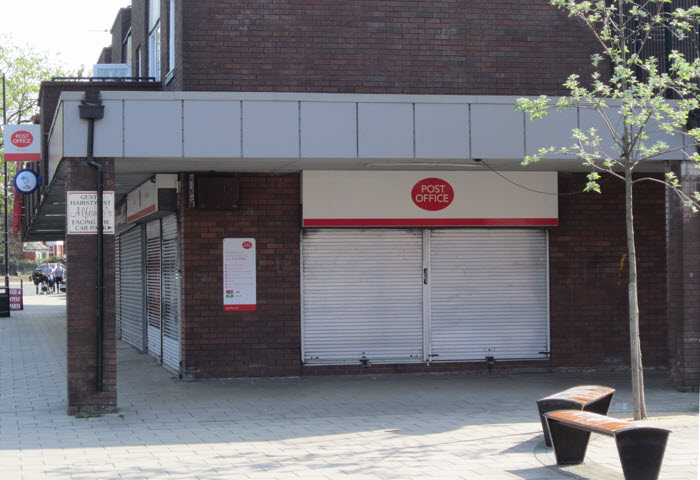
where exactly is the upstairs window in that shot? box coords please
[168,0,175,75]
[148,0,161,81]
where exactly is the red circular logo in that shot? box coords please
[10,130,33,148]
[242,241,253,249]
[411,178,454,211]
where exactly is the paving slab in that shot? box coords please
[0,288,697,479]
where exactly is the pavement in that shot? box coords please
[0,284,697,480]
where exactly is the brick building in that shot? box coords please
[24,1,699,413]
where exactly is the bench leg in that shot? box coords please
[584,393,614,417]
[546,418,591,465]
[616,429,670,480]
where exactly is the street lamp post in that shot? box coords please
[2,72,7,288]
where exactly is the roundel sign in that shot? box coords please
[242,241,253,249]
[411,178,454,211]
[10,130,34,148]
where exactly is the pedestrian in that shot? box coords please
[54,263,64,293]
[42,263,55,294]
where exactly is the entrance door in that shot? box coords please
[301,228,549,365]
[302,229,424,364]
[428,229,549,361]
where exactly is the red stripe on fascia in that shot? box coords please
[303,218,559,227]
[127,204,157,223]
[5,153,40,162]
[224,305,257,312]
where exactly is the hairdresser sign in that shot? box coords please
[67,191,115,235]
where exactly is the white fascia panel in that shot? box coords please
[526,108,578,157]
[184,100,241,158]
[415,103,469,159]
[94,100,124,158]
[358,103,414,159]
[124,100,183,158]
[300,102,357,158]
[471,104,525,159]
[62,100,86,157]
[242,101,299,158]
[578,108,623,160]
[47,103,64,186]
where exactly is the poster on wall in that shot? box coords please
[223,238,256,311]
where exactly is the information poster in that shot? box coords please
[67,191,115,234]
[223,238,256,311]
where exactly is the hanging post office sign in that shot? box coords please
[67,191,115,234]
[223,238,256,312]
[2,125,41,162]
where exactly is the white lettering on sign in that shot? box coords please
[411,178,454,211]
[67,191,115,235]
[10,131,33,147]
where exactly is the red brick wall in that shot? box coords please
[65,157,117,414]
[180,173,301,378]
[180,0,600,95]
[109,8,132,64]
[549,173,668,370]
[131,0,148,77]
[666,162,700,389]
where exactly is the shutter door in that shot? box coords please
[119,226,145,351]
[146,220,162,360]
[115,234,121,340]
[302,229,424,364]
[429,229,548,361]
[161,215,180,373]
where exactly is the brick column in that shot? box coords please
[666,160,700,391]
[65,157,117,414]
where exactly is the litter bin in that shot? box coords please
[0,287,10,317]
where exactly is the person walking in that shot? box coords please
[41,263,55,294]
[54,263,64,293]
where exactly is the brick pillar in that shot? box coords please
[666,160,700,391]
[65,156,117,413]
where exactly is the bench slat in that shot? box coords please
[546,410,670,437]
[538,385,614,406]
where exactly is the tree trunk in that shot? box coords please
[625,165,647,420]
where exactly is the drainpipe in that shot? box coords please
[78,98,105,392]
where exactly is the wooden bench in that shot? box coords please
[545,410,671,480]
[537,385,615,446]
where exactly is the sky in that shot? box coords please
[0,0,132,73]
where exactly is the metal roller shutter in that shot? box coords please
[146,220,162,360]
[302,229,424,364]
[115,235,121,340]
[119,226,146,351]
[429,229,549,361]
[161,215,180,373]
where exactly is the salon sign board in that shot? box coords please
[223,238,256,312]
[2,125,41,162]
[67,191,115,234]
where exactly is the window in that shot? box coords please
[148,0,161,81]
[123,30,132,67]
[168,0,175,74]
[136,46,142,77]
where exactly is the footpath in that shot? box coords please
[0,289,697,479]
